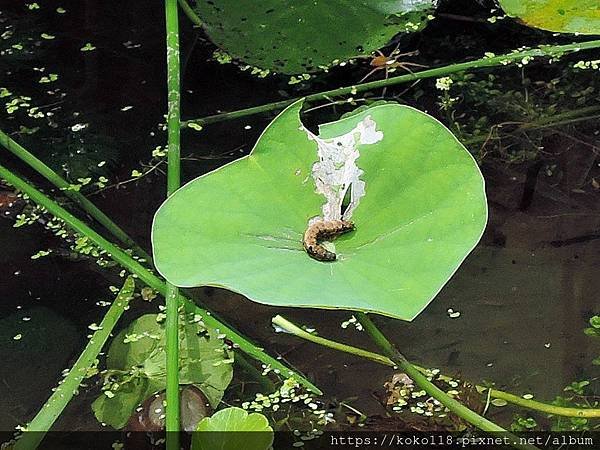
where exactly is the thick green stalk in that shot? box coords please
[14,277,135,450]
[0,164,321,396]
[178,0,202,27]
[165,283,180,445]
[183,39,600,128]
[165,0,181,443]
[0,130,151,262]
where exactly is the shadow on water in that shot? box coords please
[0,0,599,432]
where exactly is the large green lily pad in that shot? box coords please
[192,0,436,74]
[499,0,600,34]
[152,101,487,320]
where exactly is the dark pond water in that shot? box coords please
[0,0,599,436]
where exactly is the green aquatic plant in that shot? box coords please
[0,130,150,261]
[190,0,436,74]
[164,0,183,444]
[0,163,320,439]
[153,100,487,320]
[498,0,600,34]
[584,315,600,366]
[272,315,600,419]
[510,415,538,432]
[192,407,273,450]
[3,1,600,447]
[92,313,233,429]
[13,277,135,450]
[272,315,539,450]
[182,39,600,129]
[436,62,600,163]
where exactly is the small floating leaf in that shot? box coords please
[192,407,273,450]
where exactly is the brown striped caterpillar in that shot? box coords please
[302,219,355,262]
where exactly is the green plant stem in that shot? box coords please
[0,131,290,393]
[165,0,181,444]
[463,105,600,145]
[273,315,516,438]
[0,164,321,396]
[273,315,395,366]
[165,284,180,443]
[273,314,600,419]
[488,389,600,419]
[14,277,135,450]
[183,39,600,128]
[0,130,151,262]
[0,134,319,395]
[355,313,530,440]
[178,0,202,26]
[519,105,600,129]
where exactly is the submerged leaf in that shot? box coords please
[192,0,437,74]
[499,0,600,34]
[92,313,233,429]
[152,100,487,320]
[92,376,163,429]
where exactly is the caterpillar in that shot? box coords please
[302,219,355,262]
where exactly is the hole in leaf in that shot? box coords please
[341,184,352,217]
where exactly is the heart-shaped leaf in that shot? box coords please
[152,100,487,320]
[499,0,600,34]
[192,407,273,450]
[192,0,437,74]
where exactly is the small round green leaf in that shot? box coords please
[152,101,487,321]
[192,407,273,450]
[499,0,600,34]
[193,0,436,74]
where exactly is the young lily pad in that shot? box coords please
[192,407,273,450]
[193,0,437,74]
[499,0,600,34]
[152,100,487,321]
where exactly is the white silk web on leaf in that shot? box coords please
[303,115,383,224]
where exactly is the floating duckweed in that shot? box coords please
[80,42,96,52]
[341,315,363,331]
